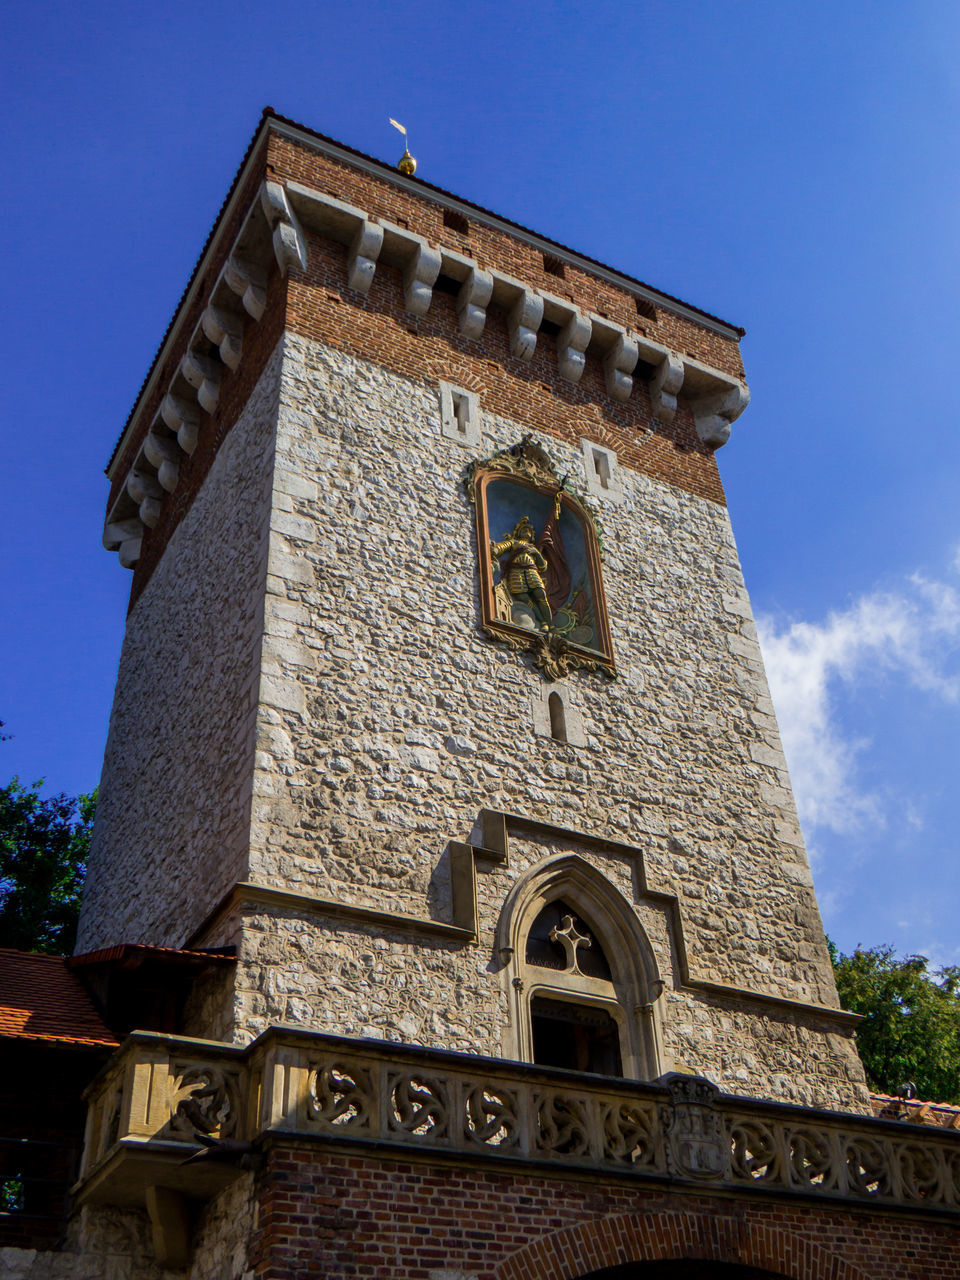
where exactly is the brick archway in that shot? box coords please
[493,1210,871,1280]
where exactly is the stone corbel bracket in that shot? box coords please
[103,182,305,568]
[591,317,639,402]
[284,180,750,440]
[489,271,544,361]
[542,292,592,384]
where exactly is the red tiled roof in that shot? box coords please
[67,942,235,970]
[870,1092,960,1129]
[0,948,119,1048]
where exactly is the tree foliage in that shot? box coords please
[830,941,960,1104]
[0,778,96,954]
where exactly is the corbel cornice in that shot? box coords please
[104,170,749,570]
[102,181,304,569]
[286,179,750,440]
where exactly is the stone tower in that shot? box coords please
[50,111,960,1280]
[80,109,867,1113]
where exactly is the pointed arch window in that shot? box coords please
[497,860,665,1081]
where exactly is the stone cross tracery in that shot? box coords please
[549,913,592,974]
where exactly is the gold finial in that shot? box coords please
[389,118,417,175]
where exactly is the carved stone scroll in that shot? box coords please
[180,349,222,415]
[161,393,203,455]
[260,180,307,275]
[557,310,592,383]
[692,382,751,447]
[507,289,544,361]
[144,433,181,493]
[402,240,442,316]
[201,304,244,371]
[224,256,268,321]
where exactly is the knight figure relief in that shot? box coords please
[466,438,615,681]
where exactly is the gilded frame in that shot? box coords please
[466,440,616,681]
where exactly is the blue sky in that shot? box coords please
[2,1,958,965]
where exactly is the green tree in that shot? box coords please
[830,941,960,1104]
[0,778,96,954]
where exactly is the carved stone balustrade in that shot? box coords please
[77,1030,960,1221]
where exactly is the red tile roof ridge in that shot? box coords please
[67,942,236,968]
[871,1091,960,1110]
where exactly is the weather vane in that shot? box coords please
[389,118,417,176]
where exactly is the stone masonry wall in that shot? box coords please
[77,344,283,952]
[225,331,868,1111]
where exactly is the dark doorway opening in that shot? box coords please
[531,995,622,1076]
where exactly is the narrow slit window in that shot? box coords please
[592,449,611,490]
[453,391,469,435]
[548,692,567,741]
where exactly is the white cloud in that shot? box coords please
[756,566,960,839]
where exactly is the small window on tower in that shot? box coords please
[543,253,566,279]
[635,296,658,321]
[592,449,611,490]
[580,439,623,503]
[548,691,567,742]
[439,381,480,446]
[443,208,469,235]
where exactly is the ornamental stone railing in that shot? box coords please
[78,1028,960,1219]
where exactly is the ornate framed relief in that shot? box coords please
[466,439,615,681]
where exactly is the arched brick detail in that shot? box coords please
[493,1209,871,1280]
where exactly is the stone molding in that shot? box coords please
[495,853,667,1080]
[102,180,305,569]
[78,1028,960,1229]
[187,809,859,1035]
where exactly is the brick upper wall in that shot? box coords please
[118,121,746,603]
[266,132,746,382]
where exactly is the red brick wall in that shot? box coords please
[266,133,745,383]
[249,1143,960,1280]
[271,129,734,509]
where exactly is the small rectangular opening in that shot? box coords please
[443,208,469,235]
[433,272,461,297]
[452,391,469,435]
[543,254,566,279]
[592,449,611,490]
[635,297,658,321]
